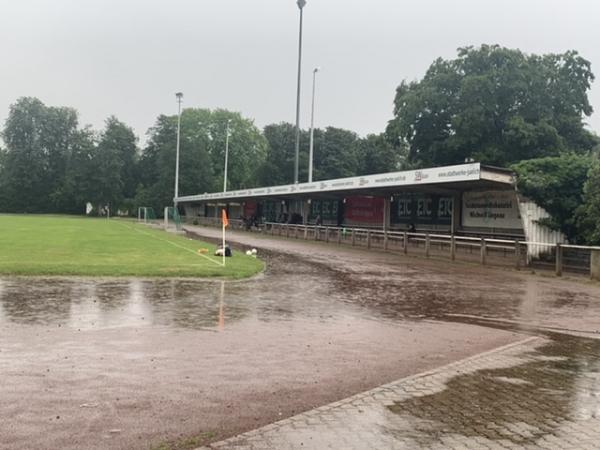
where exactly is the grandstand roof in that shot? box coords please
[175,163,514,204]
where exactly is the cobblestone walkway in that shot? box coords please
[202,336,600,449]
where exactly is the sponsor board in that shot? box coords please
[462,190,522,229]
[345,197,384,224]
[176,163,482,202]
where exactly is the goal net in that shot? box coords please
[164,206,183,231]
[138,207,158,224]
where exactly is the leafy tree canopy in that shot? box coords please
[512,154,592,241]
[136,108,267,213]
[387,45,596,168]
[354,133,404,175]
[1,97,80,212]
[575,161,600,245]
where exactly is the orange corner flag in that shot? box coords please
[222,209,229,228]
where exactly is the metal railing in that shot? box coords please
[183,217,600,279]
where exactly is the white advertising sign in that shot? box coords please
[462,190,522,229]
[177,163,481,202]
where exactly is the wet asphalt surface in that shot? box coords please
[1,226,599,449]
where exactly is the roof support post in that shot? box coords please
[451,193,461,235]
[383,197,391,251]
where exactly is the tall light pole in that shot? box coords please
[174,92,183,207]
[293,0,306,184]
[223,119,232,192]
[308,67,319,183]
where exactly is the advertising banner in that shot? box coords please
[462,190,522,229]
[394,195,453,225]
[345,197,384,224]
[177,163,482,202]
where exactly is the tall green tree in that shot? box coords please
[355,133,404,175]
[258,122,309,186]
[311,127,359,180]
[204,109,267,191]
[0,145,7,211]
[1,97,80,212]
[100,117,139,200]
[51,127,97,214]
[387,45,596,167]
[575,161,600,244]
[137,113,211,213]
[258,123,365,185]
[88,119,131,212]
[512,154,592,241]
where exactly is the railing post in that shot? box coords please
[480,238,487,265]
[591,249,600,281]
[451,235,456,261]
[351,229,356,246]
[367,230,371,249]
[515,240,521,270]
[383,230,388,251]
[403,232,408,255]
[286,225,290,238]
[325,227,329,243]
[337,228,342,245]
[425,233,431,257]
[304,226,308,240]
[555,243,563,276]
[315,226,319,241]
[295,226,299,239]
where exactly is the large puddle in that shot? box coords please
[1,249,599,335]
[0,251,354,330]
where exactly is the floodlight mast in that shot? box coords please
[174,92,183,208]
[223,119,232,192]
[293,0,306,184]
[308,67,320,183]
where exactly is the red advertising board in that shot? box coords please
[344,196,384,224]
[244,200,257,218]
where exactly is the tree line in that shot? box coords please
[1,45,599,243]
[0,99,400,217]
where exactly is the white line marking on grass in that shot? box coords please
[117,221,224,268]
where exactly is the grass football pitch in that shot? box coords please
[0,215,263,278]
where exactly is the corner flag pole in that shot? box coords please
[221,209,229,267]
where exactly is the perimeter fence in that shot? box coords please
[185,217,600,279]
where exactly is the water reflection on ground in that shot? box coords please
[1,248,600,336]
[0,252,356,330]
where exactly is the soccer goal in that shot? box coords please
[164,206,183,231]
[138,207,158,224]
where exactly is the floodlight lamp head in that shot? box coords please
[314,67,320,73]
[297,0,306,9]
[175,92,183,100]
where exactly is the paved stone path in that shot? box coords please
[202,336,600,449]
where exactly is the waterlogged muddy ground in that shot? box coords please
[0,226,599,450]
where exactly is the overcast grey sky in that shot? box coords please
[1,0,598,144]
